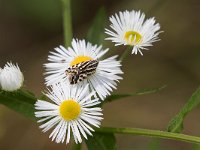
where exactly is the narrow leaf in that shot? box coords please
[167,86,200,133]
[0,89,37,118]
[86,7,106,45]
[103,85,166,104]
[85,132,117,150]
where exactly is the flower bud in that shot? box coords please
[0,62,24,91]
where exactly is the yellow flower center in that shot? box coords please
[70,56,93,66]
[124,31,142,45]
[59,100,81,121]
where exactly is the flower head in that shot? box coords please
[0,62,24,91]
[44,39,123,100]
[105,10,162,55]
[35,83,103,144]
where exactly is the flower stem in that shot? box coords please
[119,46,132,61]
[61,0,73,47]
[72,143,81,150]
[96,127,200,144]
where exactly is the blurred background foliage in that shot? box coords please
[0,0,200,149]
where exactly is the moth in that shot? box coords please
[66,60,99,84]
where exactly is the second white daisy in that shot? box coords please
[35,83,103,144]
[44,39,123,100]
[105,10,162,55]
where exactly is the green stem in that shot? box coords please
[96,127,200,144]
[72,143,81,150]
[119,46,132,61]
[61,0,73,47]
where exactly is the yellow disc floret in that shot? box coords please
[70,56,93,66]
[124,31,142,45]
[59,100,81,121]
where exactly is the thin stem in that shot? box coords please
[96,127,200,144]
[72,143,81,150]
[119,46,132,61]
[61,0,73,47]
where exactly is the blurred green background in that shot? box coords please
[0,0,200,149]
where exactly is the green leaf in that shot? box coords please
[85,132,117,150]
[167,86,200,133]
[86,7,106,45]
[0,89,37,119]
[103,85,166,104]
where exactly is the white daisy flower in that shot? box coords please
[44,39,123,100]
[35,83,103,144]
[0,62,24,91]
[105,10,162,55]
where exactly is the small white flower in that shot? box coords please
[0,62,24,91]
[35,83,103,144]
[44,39,123,100]
[105,10,162,55]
